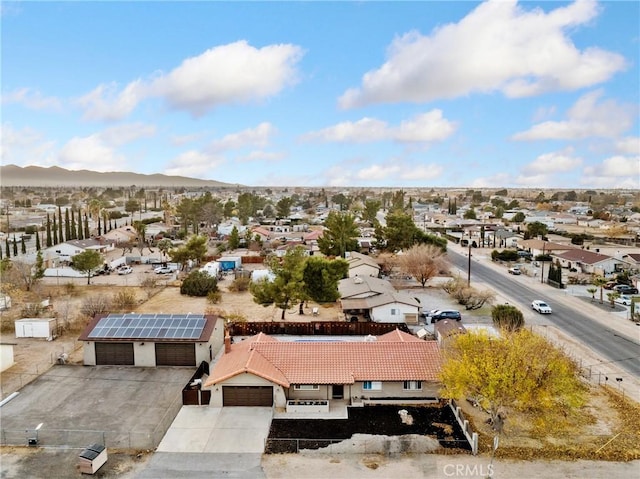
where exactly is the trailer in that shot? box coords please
[217,256,242,271]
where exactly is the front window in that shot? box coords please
[403,380,422,391]
[293,385,319,390]
[362,381,382,391]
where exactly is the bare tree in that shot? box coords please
[397,244,446,287]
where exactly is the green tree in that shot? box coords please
[20,237,26,255]
[168,235,208,269]
[511,212,526,223]
[250,246,308,319]
[34,250,45,280]
[125,199,141,216]
[317,211,359,258]
[383,211,420,252]
[157,238,173,260]
[228,226,240,250]
[525,221,548,240]
[592,275,608,304]
[303,256,349,303]
[65,208,71,241]
[35,230,41,251]
[46,214,52,247]
[58,206,64,242]
[71,249,103,284]
[362,199,382,225]
[491,304,525,332]
[439,329,586,430]
[276,197,294,218]
[463,209,477,220]
[180,270,218,297]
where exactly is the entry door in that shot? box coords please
[332,385,344,399]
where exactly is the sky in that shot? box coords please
[1,0,639,189]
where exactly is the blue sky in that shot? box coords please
[2,1,639,189]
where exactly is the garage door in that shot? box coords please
[155,343,196,366]
[223,386,273,406]
[95,342,134,365]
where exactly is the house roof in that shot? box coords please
[341,292,420,311]
[346,251,380,270]
[519,239,576,252]
[555,249,613,265]
[204,330,441,388]
[338,275,395,299]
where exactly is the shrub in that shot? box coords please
[207,290,222,304]
[228,277,251,292]
[112,290,137,311]
[80,294,112,318]
[180,270,218,297]
[491,249,519,262]
[491,304,524,332]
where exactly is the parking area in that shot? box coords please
[0,365,194,449]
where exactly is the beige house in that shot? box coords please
[345,251,380,278]
[204,330,441,409]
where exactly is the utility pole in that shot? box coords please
[540,241,546,284]
[467,241,472,286]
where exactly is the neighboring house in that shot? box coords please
[345,251,380,278]
[554,249,625,276]
[338,276,395,300]
[518,239,576,257]
[434,320,467,346]
[621,253,640,270]
[45,239,110,265]
[342,292,421,324]
[79,313,223,367]
[203,330,442,408]
[101,227,138,245]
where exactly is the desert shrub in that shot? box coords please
[140,277,161,299]
[80,294,112,318]
[180,270,218,297]
[491,304,524,332]
[228,277,251,292]
[207,290,222,304]
[64,282,77,296]
[21,302,44,318]
[112,290,137,311]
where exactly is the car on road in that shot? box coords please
[613,284,638,295]
[532,300,552,314]
[430,310,462,323]
[508,267,521,275]
[154,266,174,274]
[117,265,133,275]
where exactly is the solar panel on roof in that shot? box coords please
[87,313,208,340]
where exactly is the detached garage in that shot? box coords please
[79,313,224,367]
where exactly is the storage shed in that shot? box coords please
[217,256,242,271]
[78,313,224,367]
[14,318,57,339]
[77,444,107,474]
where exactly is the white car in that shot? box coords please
[532,300,552,314]
[117,266,133,275]
[154,266,174,274]
[615,295,633,306]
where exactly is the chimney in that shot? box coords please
[224,334,232,354]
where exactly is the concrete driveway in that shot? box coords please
[136,406,272,479]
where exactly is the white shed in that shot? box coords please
[0,343,16,372]
[15,318,57,339]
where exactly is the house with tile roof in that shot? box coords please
[203,330,442,408]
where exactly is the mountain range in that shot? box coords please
[0,165,235,188]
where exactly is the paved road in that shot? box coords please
[447,248,640,378]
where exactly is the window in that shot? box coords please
[362,381,382,391]
[403,381,422,390]
[293,385,319,390]
[390,308,398,316]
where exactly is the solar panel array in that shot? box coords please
[87,313,206,340]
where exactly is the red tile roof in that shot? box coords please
[205,330,441,388]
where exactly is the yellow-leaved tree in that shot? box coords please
[439,329,587,431]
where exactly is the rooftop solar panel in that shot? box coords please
[87,313,207,340]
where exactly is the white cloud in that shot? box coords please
[58,135,125,171]
[614,137,640,155]
[77,41,303,121]
[513,90,635,140]
[398,163,444,181]
[580,155,640,188]
[469,173,514,188]
[522,149,582,175]
[100,123,156,146]
[0,123,56,166]
[303,111,456,144]
[237,150,285,162]
[1,88,62,111]
[208,122,276,152]
[164,150,226,177]
[339,0,625,108]
[356,163,402,181]
[77,80,146,121]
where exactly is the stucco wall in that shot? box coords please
[353,381,440,400]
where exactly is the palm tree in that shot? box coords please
[592,276,608,304]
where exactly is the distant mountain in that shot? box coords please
[0,165,237,188]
